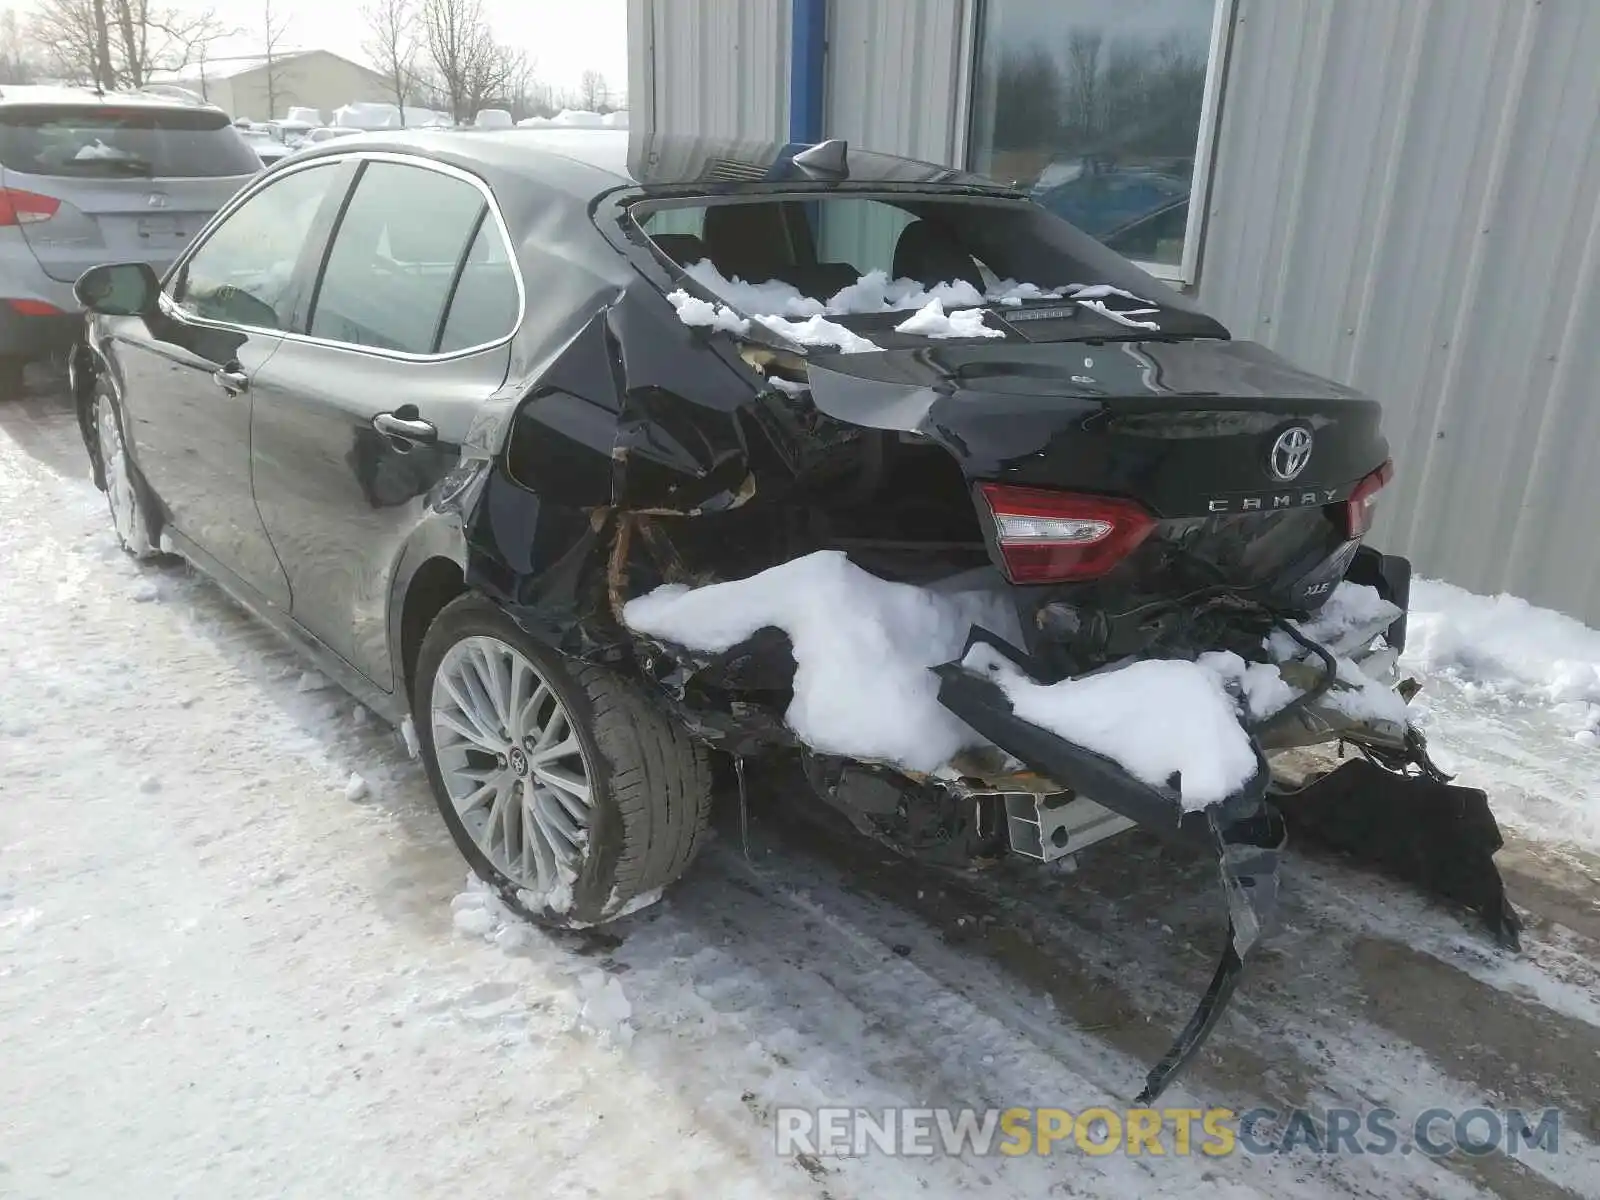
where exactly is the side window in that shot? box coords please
[436,218,519,353]
[308,162,489,354]
[172,162,340,329]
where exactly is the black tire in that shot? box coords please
[414,593,713,928]
[91,385,163,559]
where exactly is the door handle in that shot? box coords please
[212,367,249,394]
[373,411,437,445]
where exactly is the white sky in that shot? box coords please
[17,0,631,100]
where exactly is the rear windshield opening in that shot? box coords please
[636,194,1200,350]
[0,105,261,179]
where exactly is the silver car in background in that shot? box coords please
[0,86,259,393]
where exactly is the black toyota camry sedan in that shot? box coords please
[74,127,1484,1099]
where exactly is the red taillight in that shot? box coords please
[1344,459,1394,539]
[0,188,60,226]
[979,483,1157,584]
[6,299,64,316]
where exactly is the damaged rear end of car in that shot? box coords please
[462,137,1518,1103]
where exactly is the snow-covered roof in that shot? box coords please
[148,49,382,85]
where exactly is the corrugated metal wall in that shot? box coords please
[1198,0,1600,619]
[824,0,971,164]
[629,0,1600,620]
[628,0,791,140]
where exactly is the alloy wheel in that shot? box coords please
[429,635,595,898]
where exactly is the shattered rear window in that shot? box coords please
[637,194,1190,352]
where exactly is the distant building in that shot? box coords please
[150,50,392,123]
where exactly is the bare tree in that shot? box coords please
[260,0,291,119]
[576,68,608,112]
[29,0,227,89]
[1062,29,1104,143]
[421,0,517,123]
[0,8,40,84]
[362,0,416,124]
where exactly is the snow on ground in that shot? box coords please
[4,392,1600,1200]
[1401,581,1600,851]
[1406,579,1600,740]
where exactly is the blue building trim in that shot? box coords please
[788,0,826,143]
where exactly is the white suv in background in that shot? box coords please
[0,86,259,393]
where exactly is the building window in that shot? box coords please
[968,0,1228,281]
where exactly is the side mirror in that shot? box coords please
[74,262,159,316]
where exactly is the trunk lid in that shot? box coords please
[802,338,1388,519]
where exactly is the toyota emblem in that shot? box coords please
[1269,427,1314,481]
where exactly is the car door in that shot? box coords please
[111,159,353,608]
[249,156,519,689]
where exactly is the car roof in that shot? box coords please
[0,83,227,114]
[289,129,1015,201]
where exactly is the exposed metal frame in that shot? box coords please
[961,0,1237,287]
[156,150,528,363]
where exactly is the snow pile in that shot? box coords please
[553,108,608,127]
[623,552,1020,772]
[673,259,1164,345]
[1324,655,1412,725]
[666,289,749,334]
[894,298,1003,339]
[963,644,1263,809]
[682,260,827,319]
[753,313,880,354]
[623,551,1283,804]
[1204,649,1298,721]
[1405,579,1600,739]
[1278,581,1402,657]
[1261,581,1410,726]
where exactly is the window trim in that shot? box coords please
[158,150,526,363]
[963,0,1236,287]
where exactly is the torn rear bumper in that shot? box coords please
[934,630,1286,1103]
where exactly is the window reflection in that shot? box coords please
[968,0,1218,269]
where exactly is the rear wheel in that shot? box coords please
[415,595,713,927]
[94,390,160,559]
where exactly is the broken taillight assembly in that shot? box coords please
[0,188,60,226]
[1344,459,1394,539]
[979,483,1157,584]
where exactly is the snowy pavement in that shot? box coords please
[2,380,1599,1199]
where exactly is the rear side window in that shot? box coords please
[309,161,511,355]
[436,219,518,353]
[0,105,262,178]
